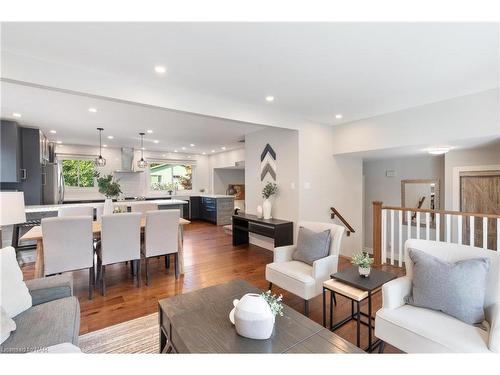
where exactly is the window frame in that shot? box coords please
[61,158,97,190]
[147,160,194,193]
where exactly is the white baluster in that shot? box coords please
[390,210,395,266]
[416,212,421,239]
[482,217,488,249]
[381,209,387,264]
[425,212,430,240]
[407,210,411,240]
[446,214,451,243]
[497,218,500,251]
[398,210,403,267]
[457,215,462,245]
[436,213,440,242]
[469,216,475,246]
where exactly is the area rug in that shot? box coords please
[79,313,159,354]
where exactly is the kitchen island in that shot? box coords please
[25,199,188,213]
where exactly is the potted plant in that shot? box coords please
[261,182,278,219]
[95,172,122,215]
[351,251,374,278]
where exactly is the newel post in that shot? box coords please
[372,201,383,266]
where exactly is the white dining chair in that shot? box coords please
[131,203,158,217]
[96,212,142,296]
[143,209,180,284]
[58,205,94,218]
[95,205,104,222]
[41,216,95,299]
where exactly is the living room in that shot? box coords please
[1,1,499,373]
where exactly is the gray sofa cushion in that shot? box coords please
[292,227,331,266]
[0,296,80,353]
[405,248,490,325]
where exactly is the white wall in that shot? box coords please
[363,155,445,249]
[207,148,245,193]
[213,168,245,195]
[331,89,500,155]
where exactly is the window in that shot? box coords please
[149,163,192,191]
[62,159,95,188]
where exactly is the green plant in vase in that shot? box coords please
[94,172,122,215]
[261,182,278,219]
[351,251,374,278]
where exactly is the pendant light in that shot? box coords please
[137,132,148,168]
[95,127,106,167]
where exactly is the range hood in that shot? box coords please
[114,147,143,173]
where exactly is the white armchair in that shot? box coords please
[375,239,500,353]
[265,221,345,315]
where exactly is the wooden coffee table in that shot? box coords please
[158,279,363,354]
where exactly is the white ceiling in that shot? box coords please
[1,22,498,130]
[0,81,263,153]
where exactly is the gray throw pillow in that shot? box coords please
[292,227,331,266]
[405,248,490,325]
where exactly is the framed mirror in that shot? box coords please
[401,179,440,226]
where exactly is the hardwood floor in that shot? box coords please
[21,220,404,353]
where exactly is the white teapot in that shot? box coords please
[229,293,274,340]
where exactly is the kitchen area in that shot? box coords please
[0,120,241,260]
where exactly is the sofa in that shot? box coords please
[0,273,81,353]
[375,239,499,353]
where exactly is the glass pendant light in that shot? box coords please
[137,132,148,168]
[95,127,106,167]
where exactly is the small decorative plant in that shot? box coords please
[351,251,374,269]
[262,182,278,199]
[261,290,284,317]
[94,172,122,199]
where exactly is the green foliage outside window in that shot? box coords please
[62,159,95,187]
[149,163,192,191]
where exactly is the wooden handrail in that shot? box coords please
[330,207,355,237]
[382,205,500,219]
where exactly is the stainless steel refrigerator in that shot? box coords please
[43,161,64,204]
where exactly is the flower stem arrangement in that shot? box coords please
[351,251,374,278]
[95,172,122,199]
[261,290,284,317]
[261,182,278,219]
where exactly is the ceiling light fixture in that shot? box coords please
[221,146,226,150]
[147,129,153,134]
[211,150,215,153]
[202,152,206,155]
[56,141,62,144]
[182,147,186,150]
[107,135,114,139]
[335,114,343,119]
[103,144,108,148]
[154,65,166,74]
[12,113,22,118]
[88,107,97,113]
[265,96,274,102]
[94,128,106,167]
[49,130,57,134]
[174,150,178,153]
[153,140,159,144]
[137,132,148,168]
[190,143,195,147]
[426,147,451,155]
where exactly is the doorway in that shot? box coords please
[460,170,500,249]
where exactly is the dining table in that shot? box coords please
[20,217,191,278]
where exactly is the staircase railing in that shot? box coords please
[330,207,355,237]
[372,201,500,266]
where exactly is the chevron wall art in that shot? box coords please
[260,143,277,181]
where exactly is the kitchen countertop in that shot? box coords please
[25,199,188,213]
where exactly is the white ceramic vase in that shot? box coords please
[103,198,114,215]
[263,199,272,219]
[231,293,275,340]
[358,266,371,278]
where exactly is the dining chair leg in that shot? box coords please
[88,266,94,300]
[145,257,150,286]
[135,259,141,287]
[101,265,106,296]
[165,254,170,269]
[96,256,101,285]
[174,253,179,279]
[304,300,309,316]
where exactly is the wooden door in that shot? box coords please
[460,171,500,249]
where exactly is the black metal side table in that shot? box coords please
[322,266,396,352]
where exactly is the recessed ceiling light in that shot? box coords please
[174,150,178,153]
[153,140,159,144]
[265,96,274,102]
[56,141,62,144]
[88,107,97,113]
[12,112,22,118]
[107,135,114,139]
[202,152,206,155]
[211,150,215,153]
[190,143,195,147]
[221,146,226,150]
[141,147,146,150]
[103,144,108,147]
[181,147,186,150]
[147,130,153,134]
[154,65,166,74]
[49,130,57,134]
[335,114,343,119]
[426,147,451,155]
[162,154,166,157]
